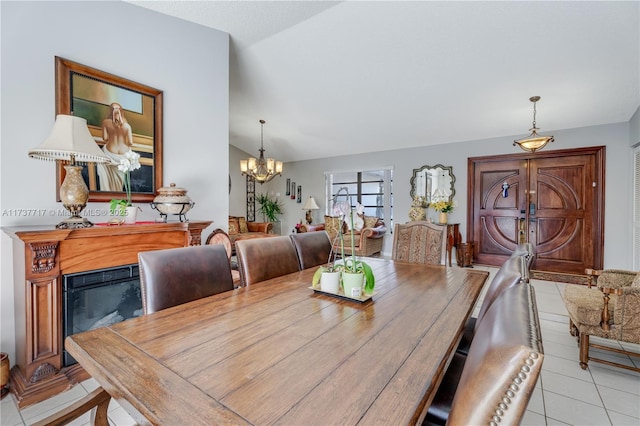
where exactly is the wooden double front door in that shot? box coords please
[468,146,605,275]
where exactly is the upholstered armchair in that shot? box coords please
[563,268,640,372]
[228,216,274,250]
[301,216,387,257]
[326,215,386,257]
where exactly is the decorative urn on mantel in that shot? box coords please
[151,183,195,222]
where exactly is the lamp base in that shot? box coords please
[56,216,94,229]
[305,210,313,224]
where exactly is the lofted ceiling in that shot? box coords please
[126,1,639,162]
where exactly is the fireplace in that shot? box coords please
[63,264,142,366]
[4,220,211,408]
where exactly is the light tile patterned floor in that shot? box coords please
[1,266,639,425]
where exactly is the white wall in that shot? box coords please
[630,106,640,147]
[0,1,229,362]
[229,145,251,218]
[277,122,634,268]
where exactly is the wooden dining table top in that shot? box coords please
[66,258,489,426]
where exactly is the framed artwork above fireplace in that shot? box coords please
[54,56,163,203]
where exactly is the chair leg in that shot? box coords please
[579,333,590,370]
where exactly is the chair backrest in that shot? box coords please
[448,283,544,425]
[391,221,447,265]
[138,244,234,314]
[474,253,526,330]
[512,242,536,269]
[236,236,300,286]
[205,228,233,259]
[290,231,332,270]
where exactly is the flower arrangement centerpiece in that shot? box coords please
[109,149,141,217]
[312,187,375,297]
[430,199,454,213]
[430,197,455,225]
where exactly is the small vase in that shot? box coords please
[320,271,341,293]
[408,196,426,221]
[0,352,9,399]
[124,206,138,224]
[408,206,426,221]
[439,212,448,224]
[342,272,364,298]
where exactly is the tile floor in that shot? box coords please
[1,266,639,426]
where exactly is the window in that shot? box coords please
[325,168,393,229]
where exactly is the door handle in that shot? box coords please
[529,202,536,216]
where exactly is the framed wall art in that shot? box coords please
[55,56,163,202]
[290,181,296,199]
[286,178,291,196]
[297,185,302,203]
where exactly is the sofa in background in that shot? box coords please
[228,216,274,250]
[300,215,386,257]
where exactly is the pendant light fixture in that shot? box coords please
[513,96,554,153]
[240,119,283,184]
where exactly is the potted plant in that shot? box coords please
[256,193,284,222]
[109,149,141,224]
[311,187,375,297]
[430,197,454,225]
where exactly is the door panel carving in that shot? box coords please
[469,147,604,275]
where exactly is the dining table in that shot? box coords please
[66,258,489,425]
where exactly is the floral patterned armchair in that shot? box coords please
[563,268,640,372]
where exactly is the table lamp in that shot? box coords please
[28,115,111,229]
[302,196,320,224]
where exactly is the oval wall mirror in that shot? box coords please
[410,164,456,205]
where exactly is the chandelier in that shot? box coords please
[240,119,283,184]
[513,96,554,153]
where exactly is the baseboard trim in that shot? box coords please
[530,270,589,285]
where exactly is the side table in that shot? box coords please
[445,223,461,267]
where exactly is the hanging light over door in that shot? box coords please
[513,96,555,153]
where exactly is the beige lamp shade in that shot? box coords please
[28,114,111,229]
[303,196,320,211]
[29,115,111,164]
[303,196,320,224]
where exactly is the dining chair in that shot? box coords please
[290,231,333,270]
[138,244,234,314]
[456,244,533,355]
[424,282,544,425]
[235,235,301,286]
[31,387,111,426]
[205,228,241,287]
[391,221,447,265]
[563,268,640,372]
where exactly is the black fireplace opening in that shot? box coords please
[63,264,142,366]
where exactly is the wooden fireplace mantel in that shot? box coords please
[3,220,212,408]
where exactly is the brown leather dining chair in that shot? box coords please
[205,228,242,287]
[456,244,534,355]
[425,282,544,426]
[391,221,447,265]
[290,231,333,270]
[138,244,234,314]
[235,235,301,286]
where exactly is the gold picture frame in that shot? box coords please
[55,56,163,202]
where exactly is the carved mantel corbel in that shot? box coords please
[30,241,59,274]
